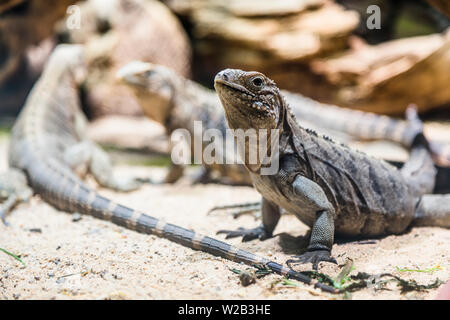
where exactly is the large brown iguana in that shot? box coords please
[0,45,338,293]
[117,61,450,188]
[214,68,450,269]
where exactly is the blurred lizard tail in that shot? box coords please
[430,142,450,167]
[401,108,437,197]
[414,194,450,228]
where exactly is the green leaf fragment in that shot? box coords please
[395,266,442,273]
[0,248,26,267]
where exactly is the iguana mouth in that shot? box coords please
[116,61,151,88]
[214,78,255,98]
[215,78,275,118]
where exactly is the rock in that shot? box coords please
[427,0,450,18]
[239,270,257,287]
[338,0,449,44]
[0,0,76,115]
[189,1,358,64]
[311,32,450,114]
[56,277,66,284]
[222,0,325,17]
[0,1,26,12]
[165,0,359,101]
[165,0,450,114]
[0,0,76,83]
[72,213,82,222]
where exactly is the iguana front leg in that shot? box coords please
[67,110,150,191]
[286,175,337,270]
[64,141,148,192]
[217,198,280,241]
[286,210,337,270]
[0,169,33,225]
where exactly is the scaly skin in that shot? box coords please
[214,68,450,269]
[117,61,450,188]
[0,45,337,293]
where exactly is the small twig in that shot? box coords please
[395,265,442,273]
[207,202,260,215]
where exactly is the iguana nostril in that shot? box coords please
[220,69,235,81]
[220,71,229,81]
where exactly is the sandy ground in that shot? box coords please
[0,132,449,300]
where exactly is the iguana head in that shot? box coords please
[116,61,175,124]
[214,69,282,130]
[214,69,286,172]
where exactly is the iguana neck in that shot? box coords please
[250,95,323,176]
[242,93,294,174]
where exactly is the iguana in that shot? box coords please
[0,45,338,293]
[214,68,450,269]
[117,61,450,188]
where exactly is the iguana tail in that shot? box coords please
[414,194,450,228]
[400,108,437,197]
[404,108,450,228]
[288,93,450,167]
[27,161,338,293]
[429,141,450,167]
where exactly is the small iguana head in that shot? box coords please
[214,69,282,130]
[116,61,175,124]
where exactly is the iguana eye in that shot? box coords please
[251,77,264,88]
[143,70,154,78]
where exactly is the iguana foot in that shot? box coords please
[0,208,9,226]
[0,169,33,226]
[191,167,212,185]
[164,164,184,184]
[217,225,271,242]
[286,250,337,270]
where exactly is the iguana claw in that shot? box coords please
[286,250,337,270]
[217,226,271,242]
[0,210,9,226]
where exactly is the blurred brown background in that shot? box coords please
[0,0,449,121]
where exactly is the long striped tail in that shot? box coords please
[288,93,450,167]
[28,162,338,293]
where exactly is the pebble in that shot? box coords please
[56,277,65,284]
[239,270,256,287]
[72,213,82,222]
